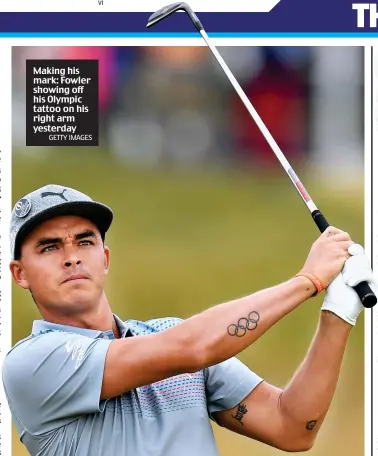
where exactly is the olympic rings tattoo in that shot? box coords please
[227,311,260,337]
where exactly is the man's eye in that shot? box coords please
[79,240,93,246]
[41,245,57,253]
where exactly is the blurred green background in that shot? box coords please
[11,45,365,455]
[12,151,364,456]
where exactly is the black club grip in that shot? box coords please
[354,281,377,308]
[311,210,376,308]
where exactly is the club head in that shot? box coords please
[146,2,187,27]
[146,2,203,31]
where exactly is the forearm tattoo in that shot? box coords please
[227,311,260,337]
[232,403,248,425]
[305,420,317,431]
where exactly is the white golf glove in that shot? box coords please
[321,243,377,326]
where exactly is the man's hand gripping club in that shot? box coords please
[322,243,377,326]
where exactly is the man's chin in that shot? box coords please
[59,290,97,313]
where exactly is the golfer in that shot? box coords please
[3,184,376,456]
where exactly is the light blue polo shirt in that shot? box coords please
[2,315,263,456]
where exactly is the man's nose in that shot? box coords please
[64,257,82,268]
[62,245,82,268]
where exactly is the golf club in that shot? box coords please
[146,3,377,308]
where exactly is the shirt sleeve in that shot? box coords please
[2,331,112,435]
[204,357,263,418]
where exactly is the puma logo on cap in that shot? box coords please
[40,188,68,202]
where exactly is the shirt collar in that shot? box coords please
[113,314,129,337]
[31,314,129,339]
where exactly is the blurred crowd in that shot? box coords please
[12,46,364,171]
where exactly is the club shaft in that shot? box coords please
[199,30,318,213]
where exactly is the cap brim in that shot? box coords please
[14,201,113,259]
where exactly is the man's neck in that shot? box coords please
[38,295,120,338]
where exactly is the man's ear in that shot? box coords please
[10,261,30,289]
[104,246,110,275]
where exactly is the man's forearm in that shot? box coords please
[278,311,352,436]
[174,276,316,370]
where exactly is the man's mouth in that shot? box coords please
[63,274,88,283]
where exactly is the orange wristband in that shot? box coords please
[295,272,325,296]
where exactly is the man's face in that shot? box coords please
[10,215,110,314]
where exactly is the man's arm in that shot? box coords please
[102,276,315,399]
[212,311,351,452]
[102,227,352,399]
[212,244,376,452]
